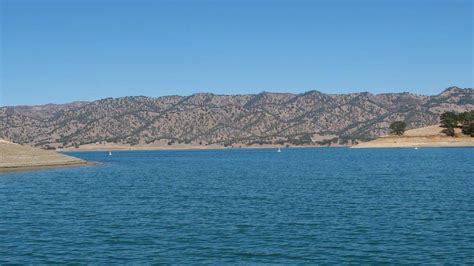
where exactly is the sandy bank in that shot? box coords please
[0,140,89,172]
[352,125,474,148]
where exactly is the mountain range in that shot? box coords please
[1,86,472,148]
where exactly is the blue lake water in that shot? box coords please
[0,148,473,264]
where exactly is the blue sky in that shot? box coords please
[1,0,472,106]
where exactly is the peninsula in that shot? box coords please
[0,139,88,172]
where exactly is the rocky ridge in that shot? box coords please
[0,87,472,148]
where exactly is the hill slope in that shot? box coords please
[352,125,474,148]
[0,87,472,148]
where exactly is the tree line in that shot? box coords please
[389,110,473,137]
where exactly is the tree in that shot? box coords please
[389,121,406,136]
[457,112,468,125]
[460,111,474,137]
[440,111,458,137]
[462,123,474,137]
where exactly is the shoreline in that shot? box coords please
[62,144,346,152]
[0,139,92,173]
[352,143,474,149]
[63,143,474,153]
[0,161,93,173]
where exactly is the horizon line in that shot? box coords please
[2,85,471,108]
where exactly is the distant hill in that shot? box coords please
[0,87,472,148]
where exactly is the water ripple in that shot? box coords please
[0,148,473,264]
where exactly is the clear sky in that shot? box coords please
[1,0,472,106]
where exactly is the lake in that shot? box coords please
[0,148,473,263]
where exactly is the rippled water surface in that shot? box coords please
[1,148,473,263]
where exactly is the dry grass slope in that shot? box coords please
[0,139,87,171]
[352,125,474,148]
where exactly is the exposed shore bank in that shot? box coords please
[0,139,89,172]
[352,125,474,148]
[62,143,339,152]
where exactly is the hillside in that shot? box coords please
[352,125,474,148]
[0,139,88,171]
[0,87,472,149]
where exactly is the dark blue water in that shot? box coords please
[1,148,473,264]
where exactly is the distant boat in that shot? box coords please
[277,148,281,153]
[109,151,112,156]
[414,147,418,150]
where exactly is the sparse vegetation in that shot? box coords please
[316,137,338,146]
[289,134,312,145]
[0,88,472,147]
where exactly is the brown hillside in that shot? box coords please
[1,87,472,148]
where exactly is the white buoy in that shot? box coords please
[277,148,281,153]
[109,151,112,156]
[414,147,418,150]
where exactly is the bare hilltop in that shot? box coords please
[0,86,472,149]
